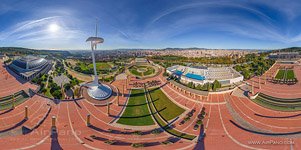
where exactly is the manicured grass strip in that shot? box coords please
[145,88,196,140]
[286,70,295,80]
[143,67,155,76]
[275,69,295,80]
[259,93,301,103]
[117,89,154,126]
[254,95,301,112]
[149,88,185,121]
[0,91,29,111]
[78,62,113,72]
[129,68,142,76]
[129,65,156,77]
[88,62,113,70]
[275,70,285,79]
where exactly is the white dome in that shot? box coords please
[87,84,112,100]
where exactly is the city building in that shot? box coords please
[166,65,243,86]
[269,52,301,60]
[0,54,9,61]
[134,58,149,64]
[8,55,52,80]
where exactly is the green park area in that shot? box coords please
[117,89,155,126]
[148,88,185,121]
[146,88,196,140]
[0,90,29,111]
[254,93,301,111]
[72,61,114,74]
[32,60,82,99]
[65,59,123,82]
[275,69,295,80]
[128,65,155,77]
[275,69,285,79]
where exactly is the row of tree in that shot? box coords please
[169,75,222,92]
[151,55,235,65]
[187,80,222,92]
[234,53,275,79]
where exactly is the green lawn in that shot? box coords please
[286,70,295,79]
[145,88,196,140]
[117,89,155,126]
[78,62,113,71]
[129,67,142,76]
[275,69,295,80]
[0,91,29,111]
[253,97,301,111]
[143,67,155,76]
[129,65,156,77]
[88,62,113,70]
[149,88,185,121]
[275,69,285,79]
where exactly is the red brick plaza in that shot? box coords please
[0,62,300,150]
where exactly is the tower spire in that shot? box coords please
[84,20,112,100]
[95,20,98,37]
[95,19,99,50]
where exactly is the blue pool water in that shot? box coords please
[185,73,206,80]
[174,70,183,76]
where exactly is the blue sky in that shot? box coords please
[1,0,301,50]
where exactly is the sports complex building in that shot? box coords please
[269,52,301,60]
[8,55,52,80]
[166,65,243,86]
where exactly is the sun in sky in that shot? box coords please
[48,23,60,33]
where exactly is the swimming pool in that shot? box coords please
[174,70,183,76]
[185,73,206,80]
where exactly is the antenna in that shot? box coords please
[95,19,99,50]
[95,19,98,37]
[84,19,112,100]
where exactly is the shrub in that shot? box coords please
[104,140,116,145]
[131,143,144,148]
[74,87,81,98]
[132,131,142,135]
[64,83,71,91]
[184,117,190,121]
[90,135,97,139]
[196,119,203,125]
[151,129,161,135]
[187,82,194,88]
[161,140,172,145]
[52,90,62,99]
[196,84,202,90]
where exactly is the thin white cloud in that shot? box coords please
[0,15,88,49]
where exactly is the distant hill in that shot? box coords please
[278,47,301,52]
[0,47,71,57]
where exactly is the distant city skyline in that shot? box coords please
[1,0,301,50]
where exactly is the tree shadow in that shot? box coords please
[0,119,27,134]
[230,120,301,136]
[89,125,158,136]
[110,106,166,119]
[0,108,13,115]
[118,113,153,119]
[73,100,82,109]
[126,98,159,107]
[254,113,301,119]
